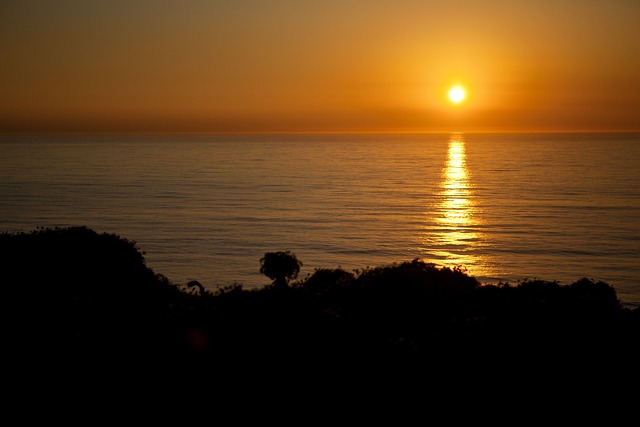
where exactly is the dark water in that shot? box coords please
[1,132,639,308]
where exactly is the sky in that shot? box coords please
[1,0,639,133]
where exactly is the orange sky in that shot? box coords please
[1,0,639,133]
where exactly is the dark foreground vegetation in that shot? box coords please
[2,226,639,400]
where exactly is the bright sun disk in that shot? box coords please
[449,86,465,103]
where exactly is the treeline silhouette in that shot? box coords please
[2,226,639,393]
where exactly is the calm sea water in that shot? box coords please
[1,132,639,308]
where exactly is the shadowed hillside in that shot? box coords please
[2,226,639,397]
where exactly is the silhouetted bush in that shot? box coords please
[2,226,639,389]
[0,226,190,361]
[259,250,303,289]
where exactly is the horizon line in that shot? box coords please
[2,129,640,137]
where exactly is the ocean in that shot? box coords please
[1,132,639,308]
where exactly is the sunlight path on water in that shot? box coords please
[420,133,495,280]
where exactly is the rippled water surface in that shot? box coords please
[1,132,639,307]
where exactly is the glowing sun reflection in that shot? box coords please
[421,133,491,277]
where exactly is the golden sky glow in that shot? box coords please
[1,0,639,133]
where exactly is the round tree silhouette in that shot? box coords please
[259,251,302,289]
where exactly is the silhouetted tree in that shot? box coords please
[187,280,205,295]
[259,251,302,289]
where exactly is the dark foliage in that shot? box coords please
[2,226,639,398]
[259,250,302,288]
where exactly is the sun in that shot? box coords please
[449,86,465,104]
